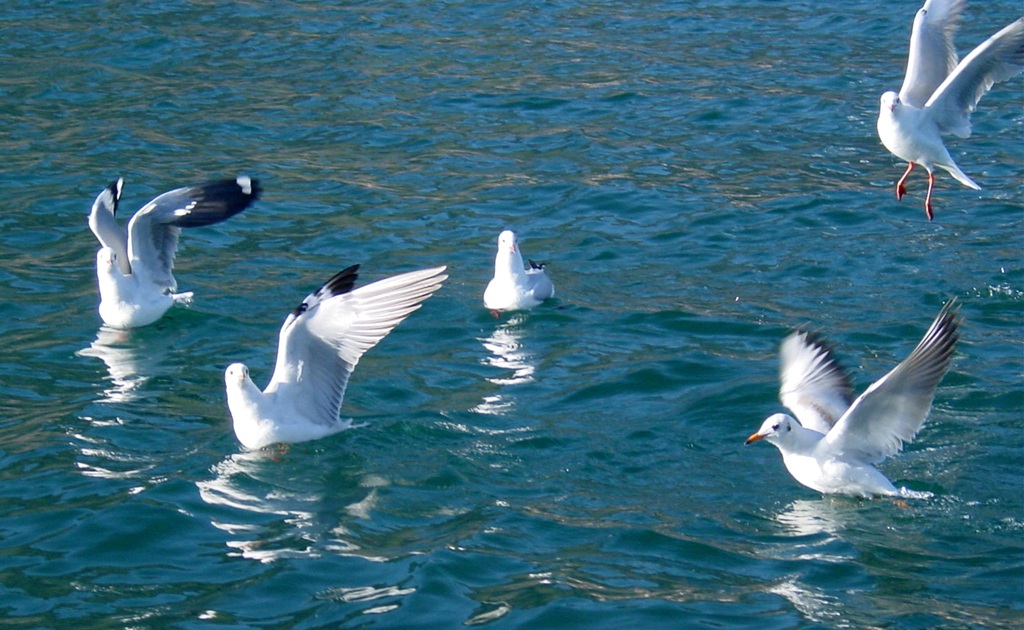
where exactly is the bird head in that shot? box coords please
[745,413,796,446]
[224,363,251,387]
[96,247,119,272]
[497,230,518,254]
[879,91,900,113]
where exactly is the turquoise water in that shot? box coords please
[2,0,1022,627]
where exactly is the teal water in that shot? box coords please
[2,0,1022,627]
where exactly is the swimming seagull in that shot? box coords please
[745,300,961,498]
[483,230,555,313]
[877,0,1024,219]
[224,264,447,449]
[88,176,260,328]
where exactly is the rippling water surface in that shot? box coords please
[1,0,1022,627]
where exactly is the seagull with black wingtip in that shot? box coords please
[224,264,447,450]
[88,176,260,328]
[746,300,961,498]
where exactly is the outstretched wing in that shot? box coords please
[126,176,260,289]
[924,18,1024,137]
[821,300,961,464]
[899,0,966,108]
[264,266,448,426]
[88,178,131,275]
[778,330,854,434]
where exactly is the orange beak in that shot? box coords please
[744,432,765,445]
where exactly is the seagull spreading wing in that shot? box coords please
[224,264,447,449]
[746,300,961,497]
[778,330,855,435]
[89,176,260,328]
[483,230,555,313]
[877,0,1024,219]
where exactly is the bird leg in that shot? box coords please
[896,162,914,200]
[924,171,935,221]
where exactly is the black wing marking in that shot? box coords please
[291,264,360,318]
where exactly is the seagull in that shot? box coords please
[877,0,1024,219]
[483,230,555,313]
[224,264,447,449]
[745,300,961,498]
[88,176,260,328]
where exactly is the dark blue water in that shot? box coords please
[1,0,1022,627]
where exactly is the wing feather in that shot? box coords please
[126,177,260,289]
[924,18,1024,137]
[88,178,131,275]
[821,300,961,463]
[778,330,854,434]
[264,266,447,426]
[899,0,966,108]
[525,268,555,301]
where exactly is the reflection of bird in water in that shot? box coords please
[76,326,170,403]
[196,451,385,563]
[75,326,182,482]
[769,578,847,628]
[473,315,536,416]
[774,499,849,540]
[481,314,535,385]
[198,455,420,615]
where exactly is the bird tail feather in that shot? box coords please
[941,162,981,190]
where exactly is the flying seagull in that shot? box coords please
[877,0,1024,219]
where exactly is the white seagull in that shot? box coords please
[483,230,555,313]
[224,264,447,450]
[877,0,1024,219]
[745,300,961,498]
[89,176,260,328]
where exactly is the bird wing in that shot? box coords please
[924,18,1024,137]
[821,300,960,464]
[899,0,966,109]
[525,262,554,300]
[778,330,854,434]
[126,177,259,290]
[88,178,131,275]
[264,265,447,426]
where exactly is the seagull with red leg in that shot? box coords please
[877,0,1023,219]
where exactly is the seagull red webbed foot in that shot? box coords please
[896,162,914,201]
